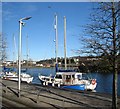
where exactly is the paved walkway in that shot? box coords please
[0,79,120,108]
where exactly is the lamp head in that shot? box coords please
[20,16,32,21]
[23,16,32,20]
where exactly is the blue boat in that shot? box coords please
[38,14,97,91]
[53,71,97,91]
[62,84,85,91]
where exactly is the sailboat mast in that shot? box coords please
[26,35,29,69]
[13,34,15,68]
[64,16,67,70]
[55,14,58,64]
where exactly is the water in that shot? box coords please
[25,68,120,96]
[27,67,55,84]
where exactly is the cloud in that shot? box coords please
[2,3,18,21]
[23,4,39,13]
[2,9,17,21]
[2,3,38,21]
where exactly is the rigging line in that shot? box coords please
[48,16,56,46]
[90,73,93,79]
[13,34,17,62]
[12,34,15,70]
[87,72,92,80]
[94,71,98,79]
[47,16,56,59]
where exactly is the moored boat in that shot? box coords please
[20,73,33,83]
[3,71,18,81]
[38,74,54,85]
[38,14,97,91]
[39,70,97,91]
[2,67,33,83]
[54,71,97,91]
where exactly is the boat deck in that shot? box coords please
[0,78,120,108]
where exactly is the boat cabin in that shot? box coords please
[55,72,83,85]
[62,72,83,85]
[54,72,63,84]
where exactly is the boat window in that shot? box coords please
[82,74,88,79]
[55,74,62,79]
[46,78,50,81]
[77,75,82,80]
[66,75,71,79]
[51,79,54,81]
[72,75,75,79]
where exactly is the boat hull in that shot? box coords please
[3,77,18,81]
[40,80,53,86]
[38,75,54,86]
[21,77,33,83]
[39,75,97,91]
[61,84,85,91]
[3,73,33,83]
[3,77,33,83]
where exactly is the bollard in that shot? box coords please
[5,85,7,94]
[43,82,45,85]
[36,91,39,103]
[62,99,65,107]
[52,82,54,87]
[46,81,48,85]
[58,83,60,88]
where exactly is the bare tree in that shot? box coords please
[0,33,7,65]
[80,2,120,108]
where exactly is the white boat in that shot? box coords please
[3,35,34,83]
[54,71,97,90]
[39,71,97,91]
[2,67,33,83]
[39,69,97,91]
[38,74,54,85]
[0,71,5,78]
[20,35,33,83]
[20,73,33,83]
[39,15,97,91]
[3,71,18,81]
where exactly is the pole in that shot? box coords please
[64,16,67,70]
[55,14,58,64]
[112,1,118,108]
[18,16,31,97]
[26,35,28,69]
[13,34,15,68]
[18,20,22,97]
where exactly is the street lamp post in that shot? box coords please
[18,16,31,97]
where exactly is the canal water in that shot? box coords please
[26,67,120,96]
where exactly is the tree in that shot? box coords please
[0,33,7,65]
[80,2,120,108]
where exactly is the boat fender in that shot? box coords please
[92,79,96,85]
[52,83,55,87]
[46,82,48,85]
[43,82,46,85]
[58,83,60,87]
